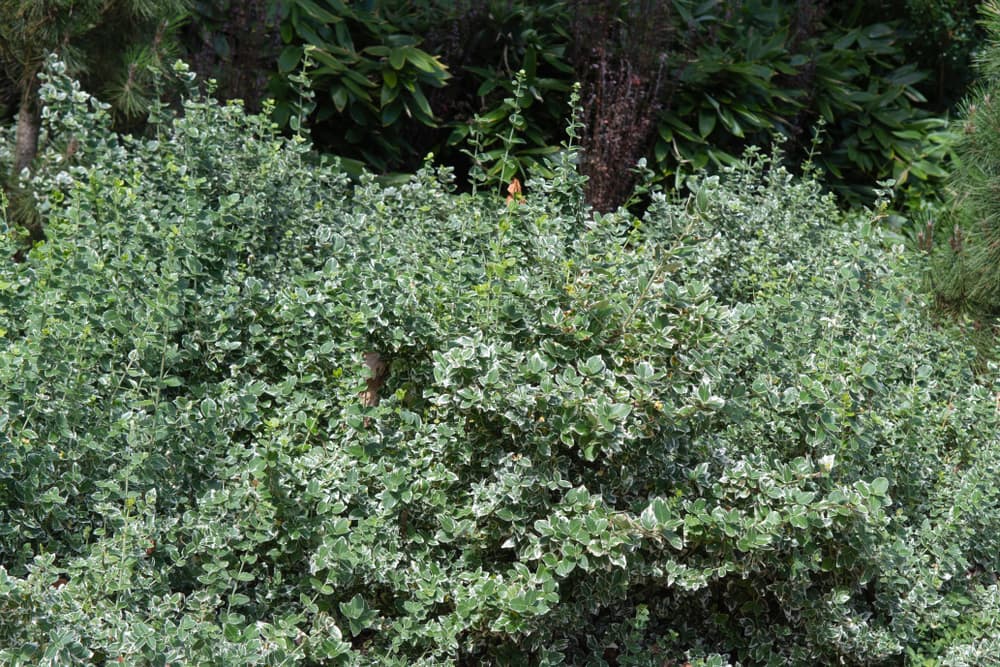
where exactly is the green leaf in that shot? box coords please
[389,48,406,70]
[381,101,402,125]
[339,594,366,620]
[698,381,712,402]
[555,559,576,576]
[581,355,605,376]
[278,45,303,73]
[639,504,658,531]
[651,498,671,523]
[663,530,683,550]
[294,0,343,23]
[405,48,445,75]
[607,402,631,420]
[200,397,217,418]
[409,85,434,121]
[699,110,716,137]
[331,86,348,112]
[527,352,550,374]
[380,82,399,107]
[635,361,655,381]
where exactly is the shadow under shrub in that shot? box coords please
[1,63,1000,665]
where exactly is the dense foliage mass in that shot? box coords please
[3,64,1000,665]
[0,1,980,215]
[262,0,969,208]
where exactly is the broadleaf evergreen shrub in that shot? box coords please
[2,63,1000,665]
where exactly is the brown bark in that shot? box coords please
[8,74,45,261]
[12,77,40,178]
[360,351,390,428]
[361,351,389,408]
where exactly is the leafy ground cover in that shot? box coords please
[2,63,1000,665]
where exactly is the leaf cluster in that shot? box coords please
[270,0,450,171]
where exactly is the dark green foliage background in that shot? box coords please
[1,62,1000,665]
[259,0,975,209]
[1,1,979,214]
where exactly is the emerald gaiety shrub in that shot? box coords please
[2,62,1000,665]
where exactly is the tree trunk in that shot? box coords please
[8,74,45,261]
[360,351,389,428]
[12,79,40,178]
[362,351,389,408]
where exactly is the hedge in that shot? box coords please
[1,60,1000,665]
